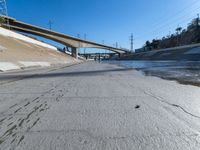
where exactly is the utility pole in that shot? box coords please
[48,20,53,30]
[130,34,134,52]
[84,34,87,40]
[116,42,118,48]
[77,34,80,38]
[84,34,87,56]
[197,13,199,27]
[176,25,181,46]
[102,40,106,58]
[76,34,80,54]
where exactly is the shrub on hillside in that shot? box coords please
[0,17,5,26]
[142,17,200,51]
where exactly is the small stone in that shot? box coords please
[135,105,140,109]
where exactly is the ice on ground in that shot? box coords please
[0,27,57,51]
[0,62,20,71]
[19,61,51,67]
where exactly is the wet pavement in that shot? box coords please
[103,60,200,86]
[1,62,200,149]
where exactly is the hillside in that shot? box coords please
[136,17,200,53]
[0,27,79,71]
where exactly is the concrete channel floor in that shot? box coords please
[0,61,200,149]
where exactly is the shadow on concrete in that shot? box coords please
[0,68,133,81]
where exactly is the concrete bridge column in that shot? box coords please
[118,53,121,58]
[71,47,78,58]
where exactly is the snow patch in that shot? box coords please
[19,61,51,67]
[0,27,57,51]
[0,62,20,71]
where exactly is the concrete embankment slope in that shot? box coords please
[122,44,200,60]
[0,27,80,72]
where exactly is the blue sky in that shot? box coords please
[6,0,200,52]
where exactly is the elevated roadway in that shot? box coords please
[2,16,129,58]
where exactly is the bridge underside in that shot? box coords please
[2,16,128,58]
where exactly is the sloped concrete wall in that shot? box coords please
[120,46,200,61]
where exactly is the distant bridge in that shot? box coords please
[2,16,129,58]
[79,52,116,60]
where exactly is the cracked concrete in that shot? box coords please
[0,61,200,149]
[143,91,200,119]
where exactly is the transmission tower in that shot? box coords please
[48,20,53,30]
[84,34,87,55]
[0,0,9,28]
[0,0,8,16]
[130,33,134,52]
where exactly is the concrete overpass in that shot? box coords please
[79,52,116,60]
[1,16,129,58]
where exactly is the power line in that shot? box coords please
[136,15,198,48]
[135,0,200,39]
[135,14,200,47]
[153,16,194,34]
[133,0,200,48]
[151,0,200,28]
[153,6,200,32]
[138,17,193,44]
[136,9,200,40]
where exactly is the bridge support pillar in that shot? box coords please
[71,47,78,58]
[118,53,121,58]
